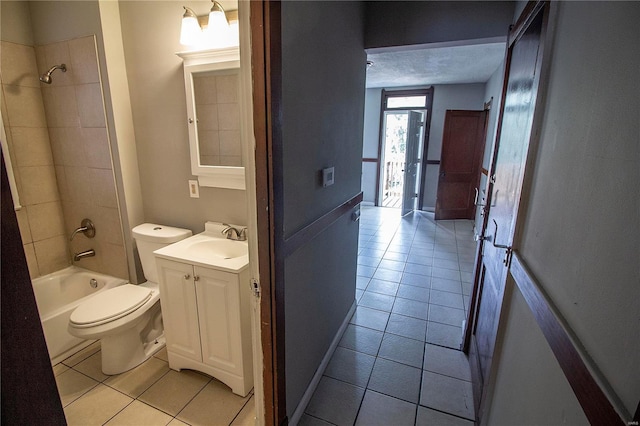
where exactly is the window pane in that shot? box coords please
[387,95,426,109]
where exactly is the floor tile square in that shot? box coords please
[355,390,416,426]
[378,333,424,368]
[356,276,370,290]
[378,259,405,272]
[357,265,376,278]
[350,306,390,331]
[368,358,421,403]
[324,347,376,387]
[64,384,132,426]
[430,290,464,309]
[299,414,335,425]
[358,291,395,312]
[431,266,462,281]
[423,344,472,382]
[358,255,381,268]
[231,396,256,426]
[359,248,386,259]
[416,406,474,425]
[400,272,431,288]
[430,277,463,294]
[138,370,210,416]
[433,249,458,260]
[366,279,399,296]
[392,298,428,320]
[386,244,411,254]
[373,268,403,282]
[382,251,408,262]
[396,284,430,303]
[420,371,474,420]
[55,368,99,407]
[404,263,432,276]
[434,258,460,271]
[385,313,427,341]
[426,322,462,350]
[428,304,466,328]
[104,356,170,398]
[305,376,365,426]
[406,254,433,266]
[177,379,251,425]
[105,400,173,426]
[339,324,384,356]
[73,351,109,382]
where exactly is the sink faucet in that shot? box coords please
[221,224,247,241]
[73,249,95,261]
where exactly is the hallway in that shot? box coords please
[302,206,476,425]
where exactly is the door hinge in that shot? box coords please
[503,247,513,268]
[250,279,260,298]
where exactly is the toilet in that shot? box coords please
[68,223,192,375]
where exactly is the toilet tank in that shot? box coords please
[132,224,192,284]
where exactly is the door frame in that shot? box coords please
[374,88,434,208]
[250,1,284,424]
[461,0,553,419]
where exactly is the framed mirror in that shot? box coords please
[177,47,245,190]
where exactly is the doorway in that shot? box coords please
[376,89,433,214]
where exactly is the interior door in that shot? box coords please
[401,111,422,216]
[435,110,487,220]
[466,4,547,418]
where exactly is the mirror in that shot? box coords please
[178,47,245,190]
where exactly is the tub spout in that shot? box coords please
[73,249,95,262]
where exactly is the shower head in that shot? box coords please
[39,64,67,84]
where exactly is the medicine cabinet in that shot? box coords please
[177,47,245,190]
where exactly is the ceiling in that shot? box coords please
[365,42,506,89]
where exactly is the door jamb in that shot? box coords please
[374,87,433,209]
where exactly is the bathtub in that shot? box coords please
[31,266,126,364]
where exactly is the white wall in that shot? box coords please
[486,2,640,422]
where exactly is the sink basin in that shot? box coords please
[153,224,249,272]
[186,239,247,260]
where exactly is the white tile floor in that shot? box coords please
[301,206,477,426]
[53,343,255,425]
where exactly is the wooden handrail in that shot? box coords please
[509,252,629,425]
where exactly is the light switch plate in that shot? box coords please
[189,180,200,198]
[322,167,335,187]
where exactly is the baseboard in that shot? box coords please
[289,300,357,426]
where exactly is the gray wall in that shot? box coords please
[279,0,365,416]
[364,1,515,49]
[118,1,247,234]
[486,2,640,422]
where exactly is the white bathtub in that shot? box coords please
[32,266,126,364]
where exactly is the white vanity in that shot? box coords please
[153,222,252,396]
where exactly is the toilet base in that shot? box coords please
[101,332,165,375]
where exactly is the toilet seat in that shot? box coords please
[70,285,153,328]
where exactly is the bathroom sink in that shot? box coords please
[153,222,249,272]
[185,239,246,260]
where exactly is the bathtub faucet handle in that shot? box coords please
[70,218,96,241]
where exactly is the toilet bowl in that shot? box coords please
[68,223,192,375]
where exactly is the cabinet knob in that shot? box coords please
[193,275,200,281]
[184,274,191,280]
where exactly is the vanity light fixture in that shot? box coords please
[180,6,201,46]
[180,1,230,48]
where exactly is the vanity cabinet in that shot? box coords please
[156,258,253,396]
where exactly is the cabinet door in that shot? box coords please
[157,259,202,361]
[194,266,243,375]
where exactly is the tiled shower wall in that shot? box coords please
[1,36,128,280]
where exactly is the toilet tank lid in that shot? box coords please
[132,223,192,243]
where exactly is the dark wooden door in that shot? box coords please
[435,110,487,220]
[465,3,548,419]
